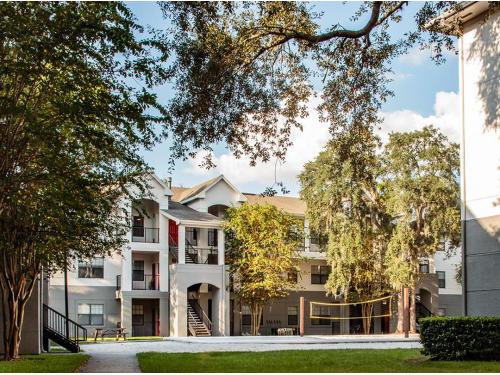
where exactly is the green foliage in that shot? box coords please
[223,204,302,334]
[383,126,461,290]
[300,128,391,333]
[161,1,459,166]
[0,2,169,359]
[420,317,500,360]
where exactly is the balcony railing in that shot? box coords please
[132,274,160,290]
[131,227,159,243]
[186,246,218,264]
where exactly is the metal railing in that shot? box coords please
[188,299,212,333]
[43,304,87,344]
[131,227,159,243]
[132,274,160,290]
[186,245,218,264]
[169,233,178,264]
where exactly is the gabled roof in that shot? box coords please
[149,173,173,196]
[172,175,247,204]
[243,193,306,217]
[161,201,221,226]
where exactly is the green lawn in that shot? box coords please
[137,349,500,373]
[0,353,89,373]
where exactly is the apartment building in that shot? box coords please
[431,2,500,316]
[47,173,460,338]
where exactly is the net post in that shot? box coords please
[403,287,410,338]
[299,296,304,337]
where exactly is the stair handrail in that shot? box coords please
[185,239,198,263]
[415,296,433,317]
[188,299,212,333]
[43,304,87,346]
[168,233,179,263]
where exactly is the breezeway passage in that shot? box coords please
[78,335,421,373]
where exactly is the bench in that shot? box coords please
[277,328,295,336]
[93,328,127,341]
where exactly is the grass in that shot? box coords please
[0,353,89,373]
[82,335,163,344]
[137,349,500,373]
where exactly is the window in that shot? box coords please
[437,308,447,317]
[288,306,298,326]
[241,305,251,326]
[78,257,104,278]
[186,228,198,246]
[241,305,263,326]
[311,305,331,325]
[287,272,298,283]
[208,229,218,247]
[132,215,144,237]
[310,231,328,250]
[437,271,446,288]
[132,304,144,325]
[77,304,104,325]
[133,260,144,282]
[311,265,331,284]
[419,260,429,274]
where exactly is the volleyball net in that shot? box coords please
[309,295,393,320]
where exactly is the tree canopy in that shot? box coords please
[160,1,461,167]
[300,125,459,333]
[0,2,170,359]
[223,203,303,335]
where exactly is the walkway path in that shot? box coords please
[78,335,421,373]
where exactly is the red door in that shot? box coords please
[168,220,178,246]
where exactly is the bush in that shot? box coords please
[419,316,500,360]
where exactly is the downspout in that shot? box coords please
[459,31,468,316]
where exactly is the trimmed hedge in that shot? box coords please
[419,316,500,360]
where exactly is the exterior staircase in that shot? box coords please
[187,300,212,336]
[42,304,87,353]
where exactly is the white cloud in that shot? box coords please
[378,91,459,143]
[186,96,330,189]
[398,46,456,66]
[185,91,459,194]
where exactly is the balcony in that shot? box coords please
[115,274,160,291]
[131,227,159,243]
[186,245,218,265]
[132,274,159,290]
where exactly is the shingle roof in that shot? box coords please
[162,201,221,224]
[243,194,306,216]
[170,176,220,203]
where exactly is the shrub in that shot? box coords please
[419,316,500,360]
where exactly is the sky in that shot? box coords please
[128,1,459,196]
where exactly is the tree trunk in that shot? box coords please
[396,290,403,333]
[410,287,417,333]
[250,304,263,336]
[0,266,38,361]
[361,302,373,335]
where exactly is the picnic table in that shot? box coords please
[93,327,127,341]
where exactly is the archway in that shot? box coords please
[187,283,222,336]
[208,204,229,218]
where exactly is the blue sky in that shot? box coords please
[128,1,459,196]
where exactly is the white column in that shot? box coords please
[178,224,186,264]
[159,297,169,336]
[121,295,132,335]
[159,214,168,249]
[159,250,169,292]
[304,220,311,252]
[217,228,225,265]
[122,247,132,291]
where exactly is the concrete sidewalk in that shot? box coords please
[78,335,421,373]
